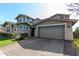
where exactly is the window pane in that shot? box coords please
[27,27,28,30]
[20,26,22,28]
[60,16,63,19]
[24,18,25,22]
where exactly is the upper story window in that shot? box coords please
[60,15,64,19]
[18,18,21,22]
[60,16,64,19]
[60,15,70,19]
[17,16,33,24]
[23,18,25,22]
[52,14,70,19]
[19,18,21,22]
[27,18,33,23]
[65,15,69,19]
[17,17,25,22]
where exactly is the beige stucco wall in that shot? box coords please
[4,25,13,33]
[65,22,73,40]
[34,20,73,40]
[35,26,39,37]
[65,28,73,40]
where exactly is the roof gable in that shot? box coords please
[15,14,34,20]
[34,18,78,26]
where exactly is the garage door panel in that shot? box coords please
[39,25,65,39]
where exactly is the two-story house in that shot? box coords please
[2,13,77,40]
[15,14,34,35]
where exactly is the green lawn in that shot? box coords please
[72,39,79,48]
[72,39,79,55]
[0,38,15,47]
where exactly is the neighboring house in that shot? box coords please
[15,14,34,35]
[34,14,78,40]
[1,13,78,40]
[2,22,17,33]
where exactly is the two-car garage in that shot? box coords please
[38,25,65,40]
[35,24,65,40]
[34,17,76,41]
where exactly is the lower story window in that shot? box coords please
[25,26,29,30]
[26,27,28,30]
[19,25,24,30]
[20,25,22,29]
[25,26,30,30]
[7,29,10,32]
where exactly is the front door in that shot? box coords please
[31,28,35,36]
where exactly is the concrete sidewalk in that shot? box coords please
[0,51,6,56]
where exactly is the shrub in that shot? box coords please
[0,33,6,37]
[15,35,25,41]
[7,33,14,39]
[11,33,15,39]
[0,33,14,39]
[20,33,28,37]
[0,33,8,38]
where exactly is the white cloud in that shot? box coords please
[31,3,69,19]
[31,3,79,31]
[0,2,78,31]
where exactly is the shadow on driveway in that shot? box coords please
[17,37,64,54]
[64,40,77,56]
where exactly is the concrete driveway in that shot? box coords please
[0,38,65,56]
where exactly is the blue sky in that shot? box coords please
[0,3,79,31]
[0,3,44,24]
[0,3,69,23]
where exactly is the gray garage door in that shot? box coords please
[38,25,65,39]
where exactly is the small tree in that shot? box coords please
[2,21,8,27]
[67,3,79,15]
[2,21,14,27]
